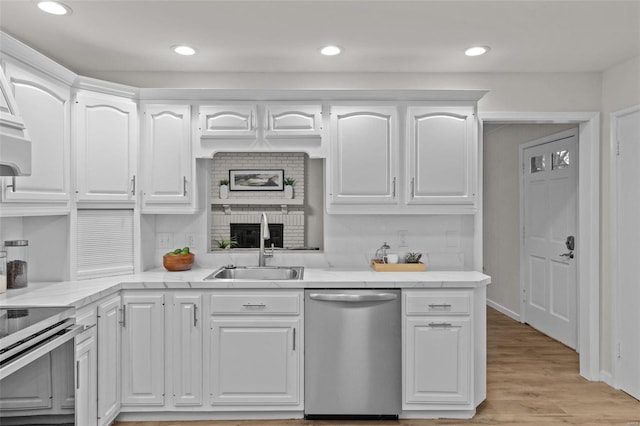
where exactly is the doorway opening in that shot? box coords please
[480,112,600,381]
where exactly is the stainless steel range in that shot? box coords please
[0,306,82,425]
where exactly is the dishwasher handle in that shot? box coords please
[309,293,398,302]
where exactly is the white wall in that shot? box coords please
[483,123,577,318]
[600,55,640,375]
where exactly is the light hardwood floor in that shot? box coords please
[115,308,640,426]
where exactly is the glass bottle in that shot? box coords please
[5,240,28,289]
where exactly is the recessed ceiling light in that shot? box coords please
[172,45,197,56]
[37,1,72,15]
[320,45,342,56]
[465,46,490,57]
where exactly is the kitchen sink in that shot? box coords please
[205,266,304,281]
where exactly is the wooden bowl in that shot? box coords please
[163,253,194,271]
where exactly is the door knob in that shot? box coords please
[560,252,574,259]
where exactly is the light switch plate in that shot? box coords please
[156,232,173,249]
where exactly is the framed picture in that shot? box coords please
[229,169,284,191]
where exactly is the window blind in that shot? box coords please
[77,209,134,279]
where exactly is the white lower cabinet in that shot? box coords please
[209,318,301,406]
[80,287,482,421]
[97,295,122,426]
[208,291,303,408]
[404,318,471,405]
[75,325,98,426]
[121,293,165,406]
[168,293,203,407]
[403,290,473,410]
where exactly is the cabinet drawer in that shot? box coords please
[209,292,301,315]
[404,291,470,315]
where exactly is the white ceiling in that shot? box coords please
[1,0,639,84]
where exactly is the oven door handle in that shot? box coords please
[0,325,83,380]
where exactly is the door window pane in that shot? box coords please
[530,155,545,173]
[552,150,570,170]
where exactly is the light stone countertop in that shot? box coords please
[0,267,490,309]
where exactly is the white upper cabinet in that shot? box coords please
[1,61,70,210]
[199,105,256,139]
[264,104,322,138]
[329,106,399,205]
[327,104,478,214]
[406,106,476,205]
[196,103,324,157]
[74,91,137,204]
[141,104,194,212]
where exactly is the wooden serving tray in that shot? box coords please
[370,259,426,272]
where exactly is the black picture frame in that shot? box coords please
[229,169,285,191]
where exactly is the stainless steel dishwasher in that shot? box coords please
[304,289,401,419]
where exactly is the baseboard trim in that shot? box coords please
[486,299,521,322]
[600,370,615,387]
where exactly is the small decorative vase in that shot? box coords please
[284,185,293,199]
[220,184,229,199]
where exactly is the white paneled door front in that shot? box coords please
[522,129,578,349]
[209,318,300,406]
[2,61,70,204]
[329,107,398,204]
[75,91,137,203]
[121,293,165,406]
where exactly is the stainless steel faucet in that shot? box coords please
[258,212,272,266]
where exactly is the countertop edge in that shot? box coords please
[0,268,491,308]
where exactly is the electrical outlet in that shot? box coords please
[185,233,196,247]
[156,232,173,249]
[398,230,408,247]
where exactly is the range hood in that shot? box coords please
[0,66,31,176]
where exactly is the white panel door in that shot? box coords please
[199,105,257,138]
[404,318,471,405]
[75,326,98,426]
[265,104,322,138]
[170,294,203,406]
[406,106,475,205]
[613,105,640,400]
[0,354,52,410]
[142,104,192,205]
[2,61,70,203]
[522,129,578,349]
[209,318,300,406]
[330,106,398,204]
[121,293,165,405]
[97,295,121,426]
[75,92,137,203]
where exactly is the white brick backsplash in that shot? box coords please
[211,152,306,249]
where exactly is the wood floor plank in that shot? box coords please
[114,308,640,426]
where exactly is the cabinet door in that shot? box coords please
[170,294,202,407]
[265,104,322,138]
[121,293,165,405]
[75,92,137,203]
[330,106,398,204]
[404,317,471,405]
[142,104,192,206]
[406,106,475,205]
[2,61,70,204]
[0,354,52,410]
[209,318,300,406]
[200,105,257,138]
[97,295,121,426]
[76,326,98,426]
